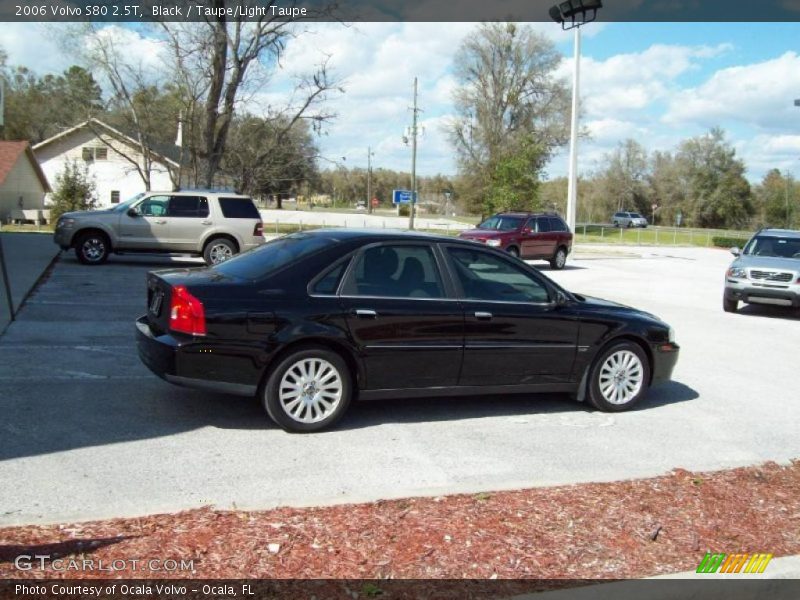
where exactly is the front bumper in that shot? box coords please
[53,227,75,250]
[724,280,800,308]
[651,342,680,384]
[135,317,257,396]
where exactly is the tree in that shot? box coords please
[599,139,650,214]
[484,137,547,214]
[160,9,342,189]
[50,160,97,220]
[676,128,753,229]
[753,169,798,228]
[449,22,570,212]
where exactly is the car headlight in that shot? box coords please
[485,239,501,247]
[727,267,747,279]
[58,218,75,228]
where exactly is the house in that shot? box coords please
[0,141,51,223]
[33,118,179,209]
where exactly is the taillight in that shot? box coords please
[169,286,206,336]
[254,222,264,237]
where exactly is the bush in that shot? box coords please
[397,204,411,217]
[50,159,97,221]
[712,236,750,248]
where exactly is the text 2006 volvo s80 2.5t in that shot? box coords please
[136,230,680,432]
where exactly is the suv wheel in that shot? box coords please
[550,246,567,270]
[203,238,237,265]
[263,347,352,433]
[723,296,738,313]
[587,341,650,412]
[75,232,110,265]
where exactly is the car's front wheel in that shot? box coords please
[75,232,110,265]
[587,341,650,412]
[506,246,520,258]
[263,347,352,433]
[723,296,739,313]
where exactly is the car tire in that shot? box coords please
[506,246,520,258]
[723,296,738,313]
[74,231,110,265]
[263,347,352,433]
[550,246,568,270]
[586,341,651,412]
[203,238,237,265]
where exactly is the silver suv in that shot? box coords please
[723,229,800,313]
[612,211,648,228]
[54,191,265,265]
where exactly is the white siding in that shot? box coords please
[35,128,175,209]
[0,154,47,221]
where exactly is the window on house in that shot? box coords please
[82,146,108,161]
[95,147,108,160]
[110,191,121,204]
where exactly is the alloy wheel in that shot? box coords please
[278,358,343,424]
[597,350,644,405]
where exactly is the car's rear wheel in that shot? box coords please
[203,238,237,265]
[723,296,739,313]
[587,341,650,412]
[75,232,110,265]
[550,246,567,270]
[263,347,352,433]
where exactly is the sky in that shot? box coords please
[2,20,800,183]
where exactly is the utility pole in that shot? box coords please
[409,77,420,230]
[367,146,374,214]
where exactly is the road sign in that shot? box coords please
[371,197,379,207]
[392,189,417,204]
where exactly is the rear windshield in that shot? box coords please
[477,216,524,231]
[212,233,335,280]
[218,197,260,219]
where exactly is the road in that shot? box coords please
[1,245,799,525]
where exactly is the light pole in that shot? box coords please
[550,0,603,234]
[404,77,422,230]
[366,146,375,214]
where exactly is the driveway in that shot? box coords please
[1,246,798,525]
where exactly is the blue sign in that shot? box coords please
[392,189,417,204]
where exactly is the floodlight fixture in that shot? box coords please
[549,0,603,30]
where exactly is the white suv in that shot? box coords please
[54,191,265,265]
[612,211,648,228]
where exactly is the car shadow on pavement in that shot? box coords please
[59,253,204,269]
[736,304,800,321]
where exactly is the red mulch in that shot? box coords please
[1,461,798,580]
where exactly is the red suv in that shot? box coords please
[458,212,573,269]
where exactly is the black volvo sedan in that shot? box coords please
[136,229,679,432]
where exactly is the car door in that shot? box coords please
[519,217,538,258]
[168,195,211,252]
[117,195,170,249]
[532,216,555,258]
[444,245,579,386]
[339,242,464,390]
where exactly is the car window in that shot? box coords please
[218,197,260,219]
[212,232,335,280]
[630,213,642,219]
[548,217,567,232]
[343,244,444,299]
[447,247,551,303]
[312,260,349,295]
[138,196,169,217]
[168,196,209,218]
[477,215,524,231]
[535,217,551,233]
[744,236,800,259]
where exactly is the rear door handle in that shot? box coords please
[474,311,493,320]
[201,221,212,226]
[354,309,377,318]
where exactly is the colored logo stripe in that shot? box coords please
[696,552,773,574]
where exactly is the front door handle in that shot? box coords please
[474,311,493,320]
[354,309,377,318]
[201,220,212,226]
[154,220,167,225]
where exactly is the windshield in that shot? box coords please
[630,213,643,219]
[212,232,336,280]
[112,192,146,213]
[743,236,800,259]
[477,216,524,232]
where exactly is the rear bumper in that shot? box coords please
[651,342,680,384]
[135,316,257,396]
[725,281,800,308]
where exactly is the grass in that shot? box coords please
[574,224,753,248]
[0,223,54,234]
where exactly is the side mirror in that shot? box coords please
[523,227,534,235]
[730,247,741,257]
[555,290,569,307]
[127,208,140,218]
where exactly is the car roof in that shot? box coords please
[294,228,474,245]
[757,228,800,239]
[495,212,562,218]
[146,190,252,198]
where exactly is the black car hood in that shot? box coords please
[576,294,660,321]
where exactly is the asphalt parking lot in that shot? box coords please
[1,245,799,525]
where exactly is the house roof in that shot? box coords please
[32,118,180,168]
[0,141,52,192]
